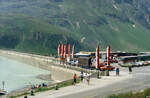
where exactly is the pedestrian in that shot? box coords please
[129,66,132,73]
[31,85,35,89]
[38,84,41,88]
[35,84,38,88]
[97,71,100,79]
[106,70,109,76]
[55,84,58,90]
[87,74,90,85]
[42,83,47,87]
[85,73,88,84]
[73,73,77,85]
[81,71,84,82]
[116,68,119,76]
[30,89,34,96]
[24,96,28,98]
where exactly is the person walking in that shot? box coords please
[85,73,88,84]
[73,73,77,85]
[81,71,84,82]
[87,74,90,85]
[116,68,119,76]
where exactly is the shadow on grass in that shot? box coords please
[109,88,150,98]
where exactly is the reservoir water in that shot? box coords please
[0,56,50,92]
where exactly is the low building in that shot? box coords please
[119,55,150,64]
[78,57,92,68]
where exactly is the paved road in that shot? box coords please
[58,66,150,98]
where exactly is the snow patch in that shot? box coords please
[76,22,80,29]
[81,37,85,43]
[112,0,120,10]
[132,24,136,28]
[113,4,118,10]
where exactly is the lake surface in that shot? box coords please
[0,56,50,92]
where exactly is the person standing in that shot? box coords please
[129,66,132,73]
[97,71,101,79]
[30,89,34,96]
[73,73,77,85]
[24,96,28,98]
[81,71,84,82]
[106,70,109,76]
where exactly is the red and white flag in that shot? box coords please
[62,44,64,57]
[64,44,67,58]
[107,45,110,65]
[72,45,75,59]
[58,44,61,57]
[96,45,100,69]
[68,44,71,57]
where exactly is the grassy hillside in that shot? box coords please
[0,14,85,55]
[0,0,150,54]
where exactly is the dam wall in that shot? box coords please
[0,50,80,82]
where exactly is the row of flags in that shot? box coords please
[58,44,111,69]
[58,44,74,59]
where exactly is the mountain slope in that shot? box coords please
[0,0,150,54]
